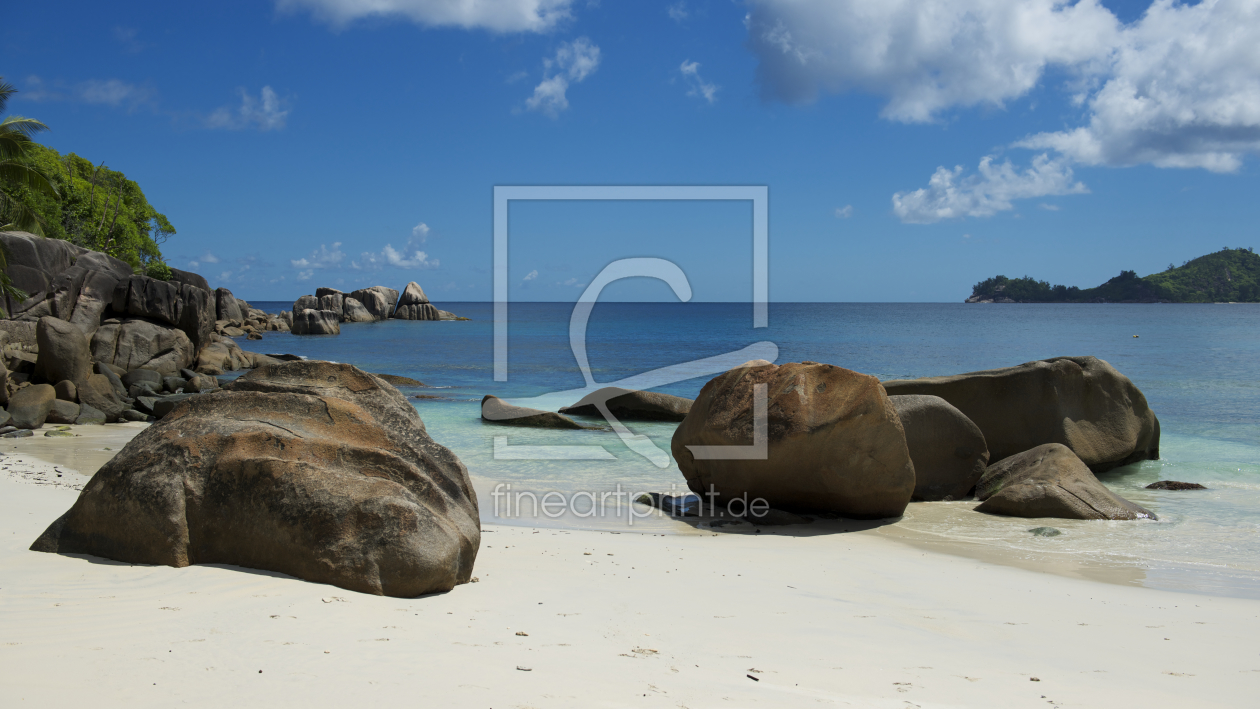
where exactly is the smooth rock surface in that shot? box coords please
[883,356,1160,472]
[559,387,693,422]
[8,384,55,429]
[481,395,588,429]
[975,443,1156,520]
[292,309,341,336]
[672,360,915,519]
[889,394,989,501]
[34,316,92,386]
[31,361,480,597]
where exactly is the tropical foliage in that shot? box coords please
[971,248,1260,303]
[0,77,61,311]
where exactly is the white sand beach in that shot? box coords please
[3,428,1259,708]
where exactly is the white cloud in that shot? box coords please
[892,154,1087,224]
[352,226,439,270]
[1039,203,1061,211]
[290,242,345,269]
[835,205,853,218]
[668,2,688,23]
[412,222,430,242]
[296,269,314,281]
[748,0,1260,173]
[207,86,290,131]
[526,37,601,117]
[275,0,575,33]
[21,76,154,109]
[523,270,539,281]
[557,277,585,287]
[219,271,233,281]
[680,60,718,104]
[200,251,221,264]
[1017,0,1260,173]
[746,0,1119,122]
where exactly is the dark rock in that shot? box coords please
[46,399,80,425]
[75,403,106,425]
[176,282,215,351]
[91,318,195,376]
[292,309,341,336]
[134,396,157,415]
[883,356,1160,472]
[672,360,915,519]
[96,362,127,399]
[975,443,1156,520]
[122,369,162,389]
[167,268,211,293]
[8,383,55,429]
[560,387,693,422]
[342,297,375,323]
[120,409,150,422]
[1146,480,1208,490]
[31,361,480,598]
[164,377,189,393]
[1029,527,1062,537]
[377,374,426,387]
[263,354,304,362]
[152,394,196,419]
[67,270,121,338]
[889,394,989,501]
[54,380,78,402]
[112,275,182,326]
[635,492,703,517]
[128,383,157,399]
[78,374,125,422]
[180,368,200,381]
[315,287,342,298]
[0,410,10,427]
[292,294,318,316]
[34,316,92,386]
[481,395,588,429]
[1,429,33,438]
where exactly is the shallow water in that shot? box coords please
[245,301,1260,597]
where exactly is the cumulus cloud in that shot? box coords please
[291,242,345,269]
[557,277,585,287]
[296,269,314,281]
[746,0,1119,122]
[353,226,439,270]
[523,270,539,281]
[276,0,574,33]
[207,86,290,131]
[525,37,601,117]
[1017,0,1260,173]
[747,0,1260,173]
[835,205,853,218]
[892,154,1087,223]
[412,222,430,242]
[668,2,689,23]
[680,60,718,103]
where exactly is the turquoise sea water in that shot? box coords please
[244,302,1260,597]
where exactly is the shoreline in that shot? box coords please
[9,425,1259,601]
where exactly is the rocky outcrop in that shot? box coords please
[393,282,439,321]
[216,287,244,324]
[34,316,92,386]
[481,395,589,429]
[292,309,341,336]
[672,360,916,519]
[342,297,375,323]
[1146,480,1207,490]
[883,356,1160,473]
[349,286,398,320]
[8,384,55,429]
[975,444,1155,520]
[889,394,989,501]
[559,387,693,422]
[91,318,195,376]
[111,275,214,351]
[31,361,481,597]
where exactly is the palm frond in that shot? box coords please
[0,190,47,235]
[0,115,49,139]
[0,159,59,198]
[0,77,14,115]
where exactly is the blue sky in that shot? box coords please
[4,1,1258,302]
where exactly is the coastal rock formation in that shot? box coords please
[34,316,92,386]
[292,309,341,335]
[975,444,1155,520]
[393,282,439,321]
[31,361,481,597]
[91,318,195,376]
[672,360,916,519]
[883,356,1160,472]
[216,287,243,325]
[559,387,693,422]
[889,394,989,501]
[342,297,375,323]
[350,286,398,320]
[481,395,588,429]
[1146,480,1207,490]
[9,384,55,429]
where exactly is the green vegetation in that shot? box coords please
[0,76,175,279]
[970,248,1260,303]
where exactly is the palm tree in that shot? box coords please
[0,76,60,313]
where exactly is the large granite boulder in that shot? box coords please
[110,275,214,351]
[292,294,318,316]
[31,361,481,597]
[1,231,131,325]
[168,268,211,293]
[889,394,989,501]
[559,387,693,422]
[883,356,1160,472]
[672,360,916,519]
[349,286,398,320]
[91,318,195,376]
[292,309,341,335]
[975,443,1156,520]
[67,269,121,338]
[317,291,344,318]
[480,395,588,429]
[393,282,438,321]
[34,316,92,386]
[215,287,244,324]
[194,336,275,375]
[342,297,375,323]
[78,373,125,422]
[8,383,55,428]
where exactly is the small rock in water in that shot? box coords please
[44,430,75,437]
[1028,527,1061,537]
[635,492,703,517]
[1146,480,1207,490]
[1,430,33,438]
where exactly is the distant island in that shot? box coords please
[967,247,1260,303]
